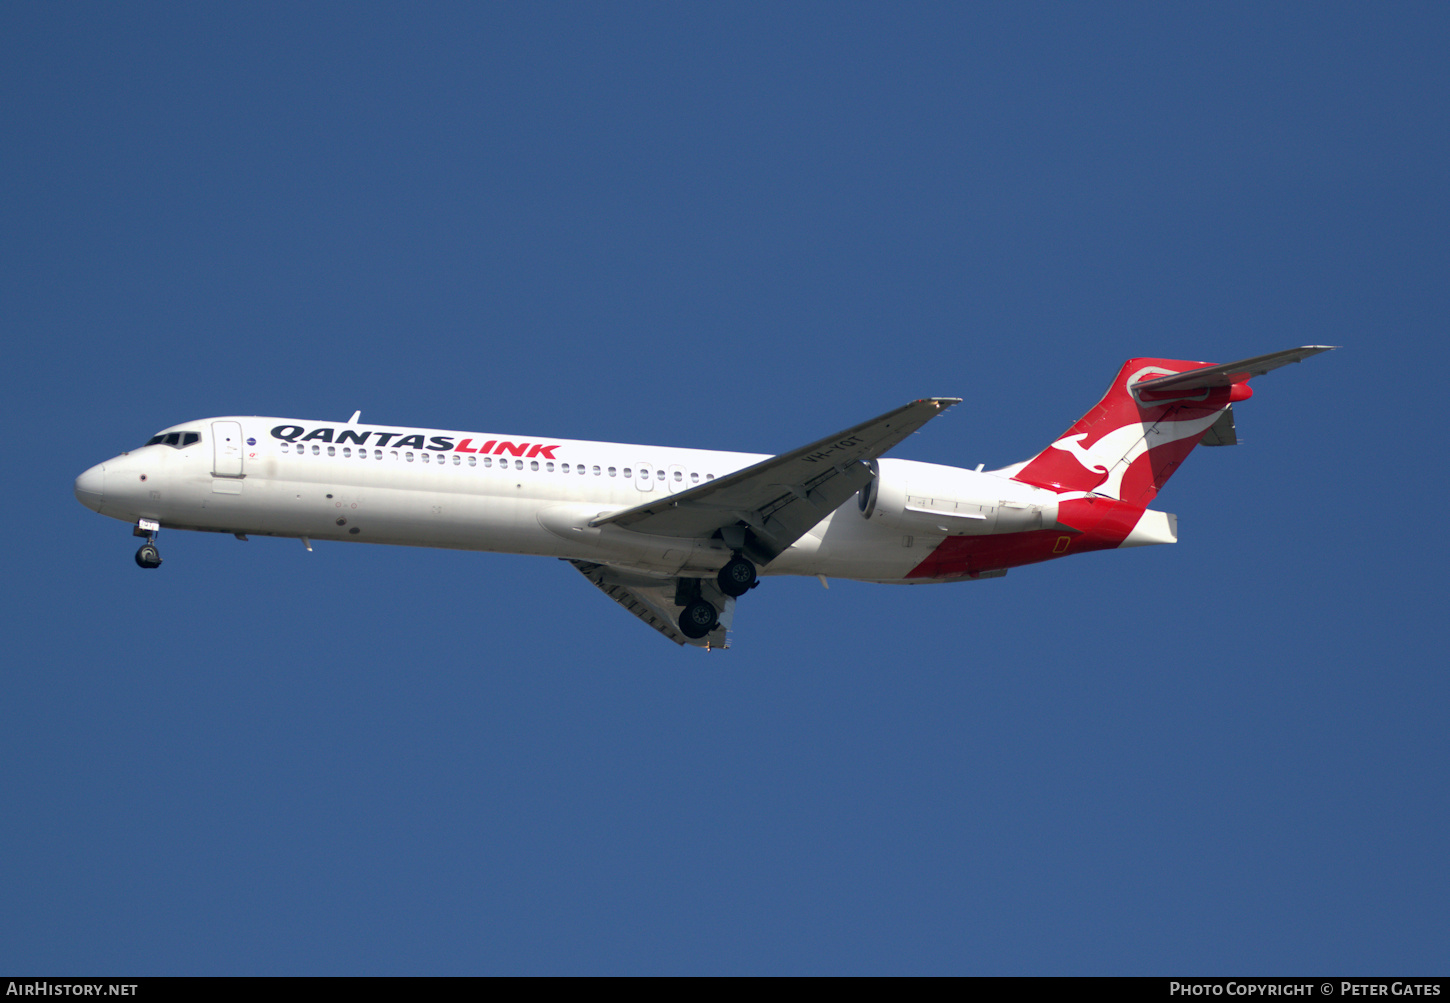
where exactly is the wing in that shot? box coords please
[589,397,960,566]
[568,560,734,649]
[1131,345,1336,394]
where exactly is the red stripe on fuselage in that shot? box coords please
[905,496,1146,580]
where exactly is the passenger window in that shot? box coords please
[421,452,429,463]
[467,455,476,467]
[673,470,682,481]
[657,469,665,480]
[530,461,539,471]
[691,472,699,483]
[623,467,632,478]
[592,465,601,476]
[406,452,414,462]
[706,474,714,480]
[546,462,554,472]
[514,459,523,470]
[374,449,382,459]
[561,463,570,473]
[342,447,351,457]
[452,454,460,465]
[608,466,616,477]
[327,446,336,457]
[312,445,320,455]
[390,450,399,460]
[483,456,493,467]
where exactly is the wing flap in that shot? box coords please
[589,397,959,564]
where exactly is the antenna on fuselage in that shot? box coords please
[347,410,361,425]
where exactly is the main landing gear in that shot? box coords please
[133,520,162,569]
[675,554,758,639]
[678,599,718,639]
[717,554,758,598]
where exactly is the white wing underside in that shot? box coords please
[569,560,735,649]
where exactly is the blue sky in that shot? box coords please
[3,3,1446,975]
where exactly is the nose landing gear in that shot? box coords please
[133,519,162,568]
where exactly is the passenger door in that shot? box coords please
[211,421,244,493]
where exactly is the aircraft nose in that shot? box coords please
[74,463,106,512]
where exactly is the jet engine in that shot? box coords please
[859,460,1057,536]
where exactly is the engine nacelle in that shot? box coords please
[859,460,1058,537]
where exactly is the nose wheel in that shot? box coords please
[133,520,162,568]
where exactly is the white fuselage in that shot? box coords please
[74,416,1072,583]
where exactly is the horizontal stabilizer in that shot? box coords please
[1132,346,1336,394]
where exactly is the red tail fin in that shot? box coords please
[1006,356,1243,505]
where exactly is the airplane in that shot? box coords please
[74,346,1333,649]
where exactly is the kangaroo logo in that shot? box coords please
[1048,433,1111,477]
[1047,414,1223,500]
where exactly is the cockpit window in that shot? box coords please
[145,431,201,448]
